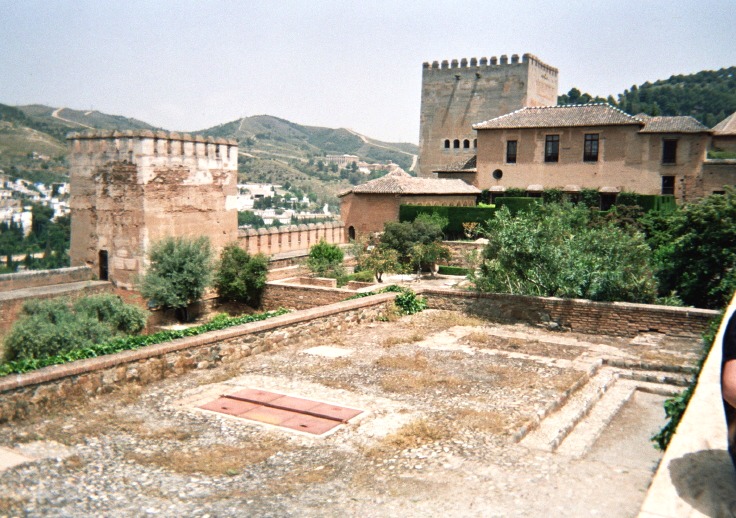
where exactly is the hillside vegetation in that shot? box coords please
[559,66,736,127]
[0,104,417,205]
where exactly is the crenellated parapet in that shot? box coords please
[66,130,239,171]
[237,221,346,257]
[422,52,558,77]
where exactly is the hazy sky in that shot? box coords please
[1,1,734,143]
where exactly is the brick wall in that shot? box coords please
[261,281,353,311]
[422,288,718,337]
[0,294,396,423]
[0,266,95,292]
[238,222,345,257]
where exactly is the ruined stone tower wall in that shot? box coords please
[418,53,558,177]
[68,130,239,289]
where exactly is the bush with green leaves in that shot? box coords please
[4,294,147,362]
[474,203,657,303]
[306,240,345,278]
[652,188,736,309]
[381,213,445,262]
[214,244,268,306]
[138,236,213,320]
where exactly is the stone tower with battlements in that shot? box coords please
[418,53,558,177]
[68,130,239,289]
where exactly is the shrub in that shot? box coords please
[394,289,427,315]
[4,295,147,362]
[474,203,658,303]
[214,244,268,306]
[437,265,469,276]
[306,240,345,278]
[138,236,213,321]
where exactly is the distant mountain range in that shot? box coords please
[0,104,418,204]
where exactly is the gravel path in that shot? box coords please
[0,310,702,517]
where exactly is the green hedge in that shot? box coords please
[495,197,540,215]
[616,192,676,212]
[0,308,290,377]
[399,205,495,238]
[437,265,470,276]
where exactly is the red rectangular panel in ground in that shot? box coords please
[269,395,323,413]
[280,414,341,435]
[239,405,299,426]
[309,402,363,422]
[198,397,258,416]
[227,388,284,404]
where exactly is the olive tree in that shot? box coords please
[138,236,213,321]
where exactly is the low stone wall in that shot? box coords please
[442,241,484,268]
[422,288,718,337]
[0,266,95,292]
[0,294,396,423]
[261,281,352,311]
[0,281,113,341]
[238,221,345,257]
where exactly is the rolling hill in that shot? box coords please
[0,104,418,204]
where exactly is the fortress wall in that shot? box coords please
[418,53,558,177]
[0,266,95,292]
[237,221,345,257]
[68,131,239,289]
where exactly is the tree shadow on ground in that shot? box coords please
[669,449,736,517]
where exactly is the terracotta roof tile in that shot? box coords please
[434,155,477,173]
[473,104,642,130]
[637,114,710,133]
[713,112,736,136]
[338,170,479,196]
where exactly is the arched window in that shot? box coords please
[453,139,460,149]
[348,226,356,240]
[463,139,470,149]
[444,139,450,149]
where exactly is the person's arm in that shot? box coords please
[723,359,736,408]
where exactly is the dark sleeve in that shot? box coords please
[723,313,736,364]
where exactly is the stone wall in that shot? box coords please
[238,222,345,257]
[0,295,396,423]
[0,266,95,292]
[418,53,558,177]
[261,281,353,311]
[68,130,239,289]
[701,159,736,195]
[422,288,718,337]
[443,241,485,268]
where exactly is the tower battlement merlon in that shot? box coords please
[424,53,546,70]
[66,130,239,163]
[522,53,559,77]
[423,53,558,77]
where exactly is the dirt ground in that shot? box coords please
[0,308,704,517]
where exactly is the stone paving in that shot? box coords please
[0,309,705,517]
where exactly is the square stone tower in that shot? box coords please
[418,53,558,177]
[68,130,239,289]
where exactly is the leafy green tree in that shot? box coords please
[238,210,266,228]
[306,240,344,278]
[214,244,268,306]
[359,245,400,282]
[380,213,446,261]
[655,189,736,308]
[4,294,147,362]
[138,236,213,321]
[409,241,451,277]
[474,203,657,303]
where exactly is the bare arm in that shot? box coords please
[723,359,736,408]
